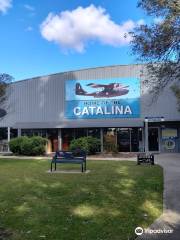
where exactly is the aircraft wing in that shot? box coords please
[86,83,115,89]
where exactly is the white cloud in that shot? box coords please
[40,4,139,53]
[24,4,35,11]
[0,0,12,14]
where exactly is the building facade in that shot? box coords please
[0,64,180,153]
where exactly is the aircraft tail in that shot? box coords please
[75,83,87,95]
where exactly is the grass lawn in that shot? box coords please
[0,159,163,240]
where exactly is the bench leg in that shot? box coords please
[81,163,83,173]
[55,162,57,171]
[152,155,154,165]
[51,162,52,172]
[84,162,86,172]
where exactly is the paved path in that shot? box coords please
[137,153,180,240]
[0,155,137,161]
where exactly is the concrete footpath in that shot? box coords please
[137,153,180,240]
[0,155,137,161]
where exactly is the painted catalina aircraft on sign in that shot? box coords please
[75,82,129,98]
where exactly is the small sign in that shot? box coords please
[164,139,175,150]
[145,116,164,122]
[162,128,178,139]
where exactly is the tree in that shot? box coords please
[130,0,180,108]
[0,73,14,118]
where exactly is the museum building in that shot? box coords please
[0,64,180,153]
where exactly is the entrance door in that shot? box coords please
[148,128,159,151]
[117,128,130,152]
[47,129,58,152]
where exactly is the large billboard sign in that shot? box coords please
[65,78,140,119]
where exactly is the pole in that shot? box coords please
[145,118,149,153]
[7,127,10,152]
[58,129,62,150]
[129,128,132,152]
[100,128,103,153]
[18,128,21,137]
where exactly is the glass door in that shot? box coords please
[148,128,159,151]
[117,128,130,152]
[47,129,58,152]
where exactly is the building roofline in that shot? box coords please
[12,63,145,85]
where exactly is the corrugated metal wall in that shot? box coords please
[0,64,179,128]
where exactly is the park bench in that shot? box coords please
[50,150,87,172]
[137,153,154,165]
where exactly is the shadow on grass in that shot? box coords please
[0,159,163,240]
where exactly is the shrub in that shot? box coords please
[69,136,101,155]
[9,136,47,156]
[9,136,27,155]
[21,137,32,156]
[30,136,47,155]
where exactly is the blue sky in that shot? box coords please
[0,0,149,81]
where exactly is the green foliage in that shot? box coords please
[0,73,14,118]
[30,136,47,155]
[9,136,26,155]
[130,0,180,109]
[131,0,180,62]
[69,136,101,154]
[137,0,180,17]
[9,136,47,156]
[0,73,14,105]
